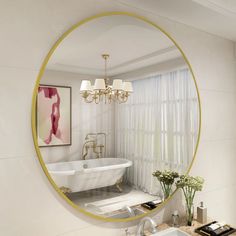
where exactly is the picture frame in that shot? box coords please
[37,84,72,147]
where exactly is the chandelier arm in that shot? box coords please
[84,97,94,103]
[81,92,95,103]
[117,92,129,103]
[94,91,100,104]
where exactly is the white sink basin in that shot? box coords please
[151,227,190,236]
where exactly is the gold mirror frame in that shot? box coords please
[31,12,201,222]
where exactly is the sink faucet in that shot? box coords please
[136,217,157,236]
[122,205,135,217]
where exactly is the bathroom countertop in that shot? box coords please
[132,220,236,236]
[152,220,204,236]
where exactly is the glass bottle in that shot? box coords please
[172,210,180,227]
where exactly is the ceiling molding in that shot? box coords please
[109,45,177,71]
[192,0,236,17]
[47,46,179,76]
[116,0,236,41]
[113,57,186,81]
[47,64,104,76]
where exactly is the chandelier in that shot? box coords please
[80,54,133,104]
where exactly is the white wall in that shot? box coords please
[40,69,115,163]
[0,1,236,235]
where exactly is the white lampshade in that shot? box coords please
[80,80,92,92]
[112,79,123,91]
[122,81,133,92]
[94,79,106,90]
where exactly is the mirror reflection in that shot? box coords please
[37,15,199,219]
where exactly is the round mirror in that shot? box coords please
[32,12,201,222]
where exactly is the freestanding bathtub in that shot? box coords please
[46,158,132,193]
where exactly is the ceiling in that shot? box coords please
[47,0,236,76]
[47,15,181,76]
[116,0,236,42]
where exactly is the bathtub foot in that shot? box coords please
[116,178,123,193]
[60,186,72,194]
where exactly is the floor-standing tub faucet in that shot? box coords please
[82,133,106,159]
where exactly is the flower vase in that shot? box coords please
[186,203,194,226]
[163,184,172,200]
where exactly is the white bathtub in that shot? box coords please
[46,158,132,192]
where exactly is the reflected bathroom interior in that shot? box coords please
[37,15,200,219]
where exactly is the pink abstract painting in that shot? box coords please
[37,85,71,147]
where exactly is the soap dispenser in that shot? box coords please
[197,201,207,224]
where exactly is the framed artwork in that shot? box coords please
[37,84,72,147]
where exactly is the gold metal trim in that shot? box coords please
[115,177,123,193]
[31,11,202,223]
[200,230,211,236]
[60,186,72,194]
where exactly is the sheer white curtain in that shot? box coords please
[77,98,115,158]
[115,68,199,194]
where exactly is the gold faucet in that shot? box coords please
[82,133,106,160]
[82,140,96,160]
